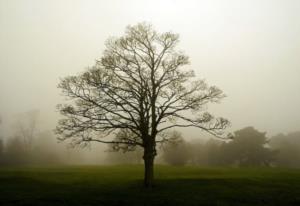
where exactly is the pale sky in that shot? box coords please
[0,0,300,138]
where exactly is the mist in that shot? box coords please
[1,0,300,166]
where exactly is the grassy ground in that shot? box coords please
[0,165,300,206]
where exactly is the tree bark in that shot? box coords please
[143,146,155,188]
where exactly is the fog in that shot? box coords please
[0,0,300,165]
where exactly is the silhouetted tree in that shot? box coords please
[56,23,230,187]
[221,127,276,166]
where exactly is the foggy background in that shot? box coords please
[0,0,300,165]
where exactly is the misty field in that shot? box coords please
[0,165,300,206]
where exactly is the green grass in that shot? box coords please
[0,165,300,205]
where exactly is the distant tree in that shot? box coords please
[202,139,222,166]
[270,131,300,167]
[104,127,144,164]
[30,131,65,165]
[0,138,3,154]
[14,110,39,151]
[222,127,276,166]
[0,117,3,164]
[161,131,191,166]
[188,138,223,166]
[0,138,3,164]
[0,116,4,164]
[105,145,143,164]
[5,136,27,165]
[56,23,230,187]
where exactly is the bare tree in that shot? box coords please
[56,23,230,187]
[15,110,39,150]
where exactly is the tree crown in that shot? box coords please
[56,23,230,149]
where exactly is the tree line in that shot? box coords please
[161,127,300,167]
[107,127,300,168]
[0,111,83,166]
[1,122,300,168]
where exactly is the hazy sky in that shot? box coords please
[0,0,300,138]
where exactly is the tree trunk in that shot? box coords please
[143,147,155,188]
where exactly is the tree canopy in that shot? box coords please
[221,127,276,166]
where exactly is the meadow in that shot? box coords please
[0,165,300,206]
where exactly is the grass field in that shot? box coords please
[0,165,300,206]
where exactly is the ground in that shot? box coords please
[0,165,300,206]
